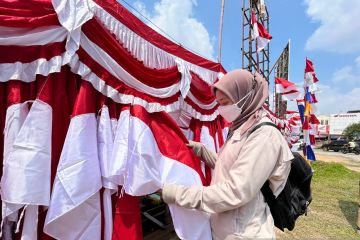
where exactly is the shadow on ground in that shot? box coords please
[338,200,358,231]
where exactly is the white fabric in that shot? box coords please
[21,205,38,240]
[102,189,113,240]
[175,57,191,98]
[1,103,29,225]
[253,23,270,52]
[200,126,216,153]
[1,100,52,206]
[281,91,302,101]
[275,83,300,94]
[98,106,116,240]
[98,105,117,190]
[200,126,217,176]
[109,110,212,239]
[44,113,102,240]
[256,36,270,53]
[80,33,181,98]
[1,100,52,238]
[69,55,181,113]
[91,0,221,85]
[0,54,68,82]
[52,0,95,64]
[186,91,218,110]
[180,100,219,121]
[0,26,67,46]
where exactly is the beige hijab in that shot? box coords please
[213,69,269,137]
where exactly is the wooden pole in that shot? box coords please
[217,0,226,63]
[357,180,360,234]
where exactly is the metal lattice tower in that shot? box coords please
[241,0,270,82]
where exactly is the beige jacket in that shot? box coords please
[163,116,293,239]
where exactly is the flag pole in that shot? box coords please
[217,0,226,63]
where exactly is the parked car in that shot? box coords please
[321,139,348,152]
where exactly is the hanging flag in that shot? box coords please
[296,100,305,124]
[304,58,319,92]
[275,77,302,101]
[44,82,103,240]
[286,110,299,115]
[306,145,316,161]
[251,11,272,52]
[275,77,300,93]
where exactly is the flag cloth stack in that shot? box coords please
[275,77,302,101]
[251,11,272,52]
[300,58,320,161]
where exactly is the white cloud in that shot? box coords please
[315,84,360,114]
[132,0,215,60]
[304,0,360,53]
[332,56,360,84]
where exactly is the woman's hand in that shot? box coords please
[187,140,218,169]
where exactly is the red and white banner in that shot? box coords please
[0,0,230,238]
[251,11,272,52]
[275,77,302,101]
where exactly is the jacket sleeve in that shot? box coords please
[163,127,288,214]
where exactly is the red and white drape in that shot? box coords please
[0,0,228,239]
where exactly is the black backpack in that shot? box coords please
[249,122,313,231]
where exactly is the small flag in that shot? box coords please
[251,11,272,52]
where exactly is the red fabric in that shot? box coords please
[0,0,59,27]
[310,114,320,125]
[0,42,65,64]
[305,58,314,73]
[312,73,319,83]
[72,80,98,116]
[189,116,227,186]
[0,67,79,240]
[82,18,181,88]
[189,72,216,104]
[112,193,142,240]
[280,89,299,95]
[93,0,226,73]
[275,77,294,88]
[128,105,207,185]
[77,47,181,105]
[184,97,218,115]
[311,93,318,103]
[251,11,272,40]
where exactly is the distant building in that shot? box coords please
[317,115,330,137]
[329,112,360,137]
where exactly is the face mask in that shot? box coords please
[218,90,253,122]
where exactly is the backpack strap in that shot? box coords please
[247,121,279,205]
[248,121,279,136]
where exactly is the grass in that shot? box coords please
[277,161,360,239]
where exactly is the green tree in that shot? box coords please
[343,122,360,140]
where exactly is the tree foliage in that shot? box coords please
[343,122,360,140]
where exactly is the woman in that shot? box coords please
[162,69,293,239]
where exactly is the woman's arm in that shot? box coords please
[163,127,283,213]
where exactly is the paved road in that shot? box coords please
[314,148,360,162]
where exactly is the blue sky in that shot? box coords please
[120,0,360,115]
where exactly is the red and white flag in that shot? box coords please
[108,104,212,239]
[251,11,272,52]
[1,81,53,240]
[304,58,319,91]
[275,77,302,101]
[44,82,102,240]
[275,77,300,93]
